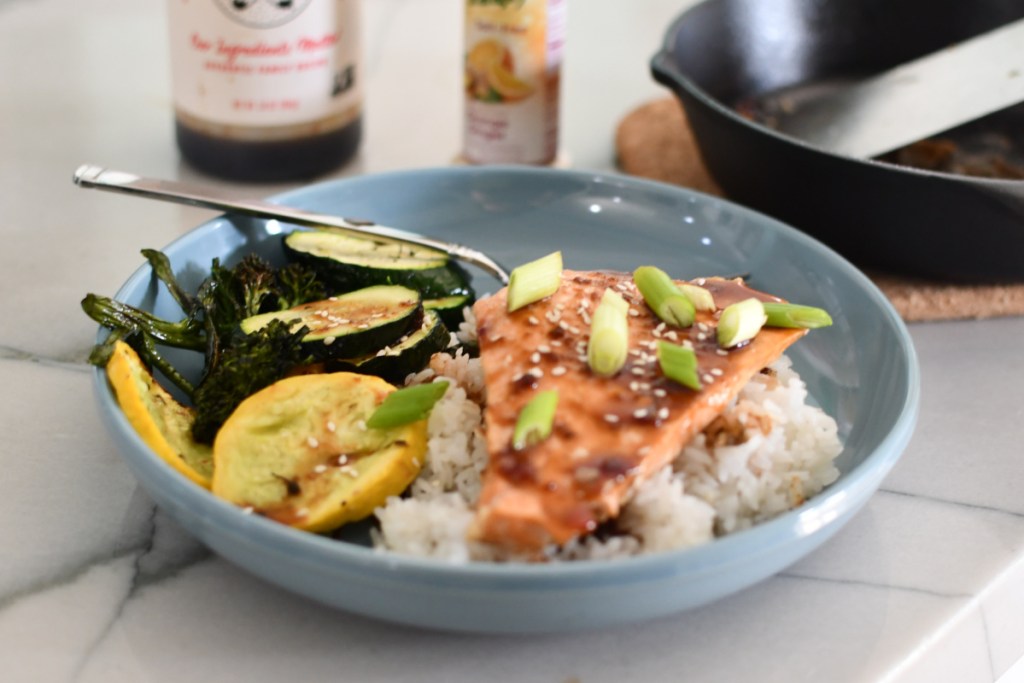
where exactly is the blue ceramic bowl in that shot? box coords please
[93,167,919,633]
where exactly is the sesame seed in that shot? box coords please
[529,367,544,378]
[665,331,679,341]
[323,336,336,346]
[702,374,714,384]
[314,464,328,473]
[357,323,370,329]
[716,348,729,356]
[631,367,645,376]
[628,308,640,317]
[538,345,551,353]
[489,333,504,342]
[633,408,649,419]
[307,436,319,448]
[697,332,707,341]
[697,322,710,333]
[604,414,620,424]
[657,407,670,420]
[654,388,667,398]
[337,454,348,465]
[655,322,667,333]
[552,366,567,376]
[530,352,541,363]
[528,316,540,325]
[711,368,724,376]
[629,381,640,391]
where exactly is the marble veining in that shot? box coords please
[3,0,1024,680]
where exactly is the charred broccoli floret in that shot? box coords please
[190,319,313,444]
[82,250,324,410]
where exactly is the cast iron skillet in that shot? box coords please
[652,0,1024,283]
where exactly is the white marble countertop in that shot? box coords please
[3,0,1024,681]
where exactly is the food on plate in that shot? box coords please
[329,309,451,384]
[283,228,474,300]
[105,340,213,488]
[240,284,424,360]
[212,373,429,533]
[85,235,840,563]
[465,270,814,557]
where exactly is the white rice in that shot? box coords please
[372,310,842,563]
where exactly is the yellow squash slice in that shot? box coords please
[211,373,427,533]
[106,340,213,488]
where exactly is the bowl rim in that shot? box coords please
[93,164,921,585]
[650,0,1024,188]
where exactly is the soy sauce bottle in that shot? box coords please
[167,0,362,181]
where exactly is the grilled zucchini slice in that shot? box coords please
[211,372,427,532]
[105,340,213,488]
[332,309,450,383]
[283,229,474,300]
[239,285,422,360]
[424,293,472,329]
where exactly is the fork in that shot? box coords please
[73,164,511,284]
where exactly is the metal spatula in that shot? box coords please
[773,17,1024,158]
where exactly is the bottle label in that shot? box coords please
[463,0,566,165]
[168,0,361,138]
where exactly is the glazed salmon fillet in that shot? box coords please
[468,270,806,557]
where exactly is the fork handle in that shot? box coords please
[73,164,510,285]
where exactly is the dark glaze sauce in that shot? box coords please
[480,272,794,545]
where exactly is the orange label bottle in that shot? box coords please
[462,0,567,165]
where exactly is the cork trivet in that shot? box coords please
[615,97,1024,322]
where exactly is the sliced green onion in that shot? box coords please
[507,251,563,312]
[656,341,702,391]
[679,283,716,312]
[588,289,629,376]
[633,266,695,327]
[512,390,559,450]
[762,302,833,329]
[717,298,767,348]
[367,381,450,429]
